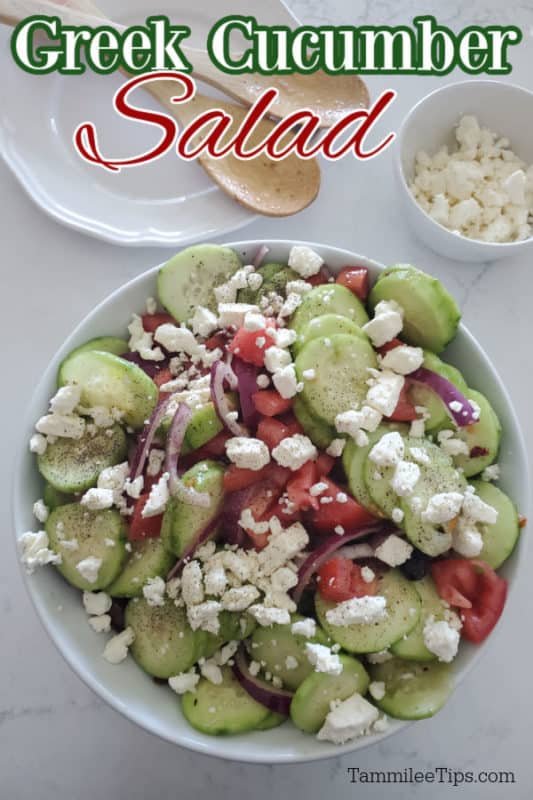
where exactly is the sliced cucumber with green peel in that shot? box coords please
[472,480,520,569]
[126,597,205,679]
[158,244,242,321]
[408,351,468,432]
[185,402,227,450]
[37,424,127,494]
[391,577,448,661]
[290,654,369,733]
[316,570,421,654]
[107,538,175,598]
[237,262,298,305]
[181,667,270,735]
[43,483,72,510]
[46,503,127,591]
[453,390,501,477]
[368,657,453,720]
[369,265,460,353]
[289,284,369,333]
[249,614,330,691]
[161,460,225,557]
[255,711,286,730]
[364,460,399,518]
[400,437,466,556]
[58,351,158,430]
[293,313,365,356]
[202,611,257,658]
[293,396,336,450]
[295,334,377,425]
[58,337,127,384]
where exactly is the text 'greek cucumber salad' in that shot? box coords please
[21,245,523,745]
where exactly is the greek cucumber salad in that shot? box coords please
[20,244,522,745]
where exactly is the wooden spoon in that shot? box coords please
[0,0,321,216]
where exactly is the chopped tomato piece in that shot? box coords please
[223,464,269,492]
[257,417,291,450]
[153,367,173,392]
[316,453,335,476]
[286,461,319,511]
[336,267,370,301]
[142,312,175,333]
[377,338,404,355]
[311,478,376,533]
[432,558,507,643]
[307,268,331,287]
[277,413,304,437]
[252,390,293,417]
[267,463,292,488]
[204,332,228,351]
[240,481,283,549]
[387,383,419,422]
[228,324,276,367]
[317,558,379,602]
[128,493,163,541]
[261,496,301,526]
[349,563,379,597]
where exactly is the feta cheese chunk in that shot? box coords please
[30,433,47,455]
[18,530,61,574]
[423,616,460,663]
[33,499,49,523]
[374,535,413,567]
[366,370,405,417]
[288,245,324,278]
[369,681,386,701]
[291,618,317,638]
[335,406,381,439]
[325,595,387,626]
[142,472,170,518]
[272,434,317,471]
[326,438,346,457]
[368,431,405,467]
[390,460,420,497]
[380,345,424,375]
[190,306,218,338]
[264,346,292,373]
[221,585,260,612]
[305,643,343,675]
[181,561,205,606]
[49,385,82,415]
[88,614,111,633]
[247,605,291,627]
[462,488,498,524]
[218,303,259,329]
[154,323,198,355]
[103,627,135,664]
[80,488,114,511]
[83,591,112,616]
[76,556,102,584]
[422,492,464,524]
[272,364,299,399]
[362,300,403,347]
[187,601,222,635]
[36,413,85,439]
[142,576,166,607]
[226,437,270,471]
[317,693,379,744]
[453,519,483,557]
[168,670,200,695]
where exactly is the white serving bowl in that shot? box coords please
[13,240,529,763]
[394,80,533,262]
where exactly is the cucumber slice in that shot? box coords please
[58,351,158,430]
[255,711,287,730]
[237,262,298,305]
[400,437,466,556]
[106,538,175,598]
[37,424,127,494]
[158,244,242,322]
[369,265,460,353]
[289,284,369,333]
[471,480,520,569]
[293,313,365,356]
[293,396,336,450]
[295,334,377,426]
[58,336,127,384]
[46,503,127,591]
[43,483,72,510]
[249,614,330,691]
[202,611,257,658]
[453,390,502,477]
[391,577,448,661]
[364,459,399,518]
[316,570,421,654]
[125,597,205,679]
[407,351,468,432]
[161,460,225,557]
[181,667,270,735]
[290,654,369,733]
[368,657,453,720]
[342,423,408,513]
[184,402,226,450]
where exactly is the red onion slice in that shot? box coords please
[130,394,174,481]
[292,523,388,603]
[409,368,477,427]
[166,403,211,508]
[167,514,221,580]
[210,360,248,436]
[122,351,169,379]
[253,244,270,268]
[232,357,259,427]
[232,647,292,715]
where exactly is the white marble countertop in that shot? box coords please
[2,0,532,797]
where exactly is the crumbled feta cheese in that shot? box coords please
[221,585,260,611]
[302,368,316,381]
[482,464,500,482]
[361,566,376,583]
[439,435,469,457]
[200,659,223,685]
[49,385,82,415]
[286,279,312,296]
[225,437,270,471]
[142,472,170,518]
[190,306,218,338]
[390,460,420,497]
[256,374,270,389]
[462,489,498,524]
[103,627,135,664]
[422,492,464,524]
[204,562,227,596]
[409,446,431,466]
[369,431,405,467]
[391,507,404,524]
[272,364,298,399]
[291,618,317,638]
[375,534,413,567]
[278,292,303,320]
[362,300,403,347]
[143,576,166,607]
[124,475,144,500]
[83,591,112,616]
[181,561,205,606]
[168,670,200,695]
[453,518,484,557]
[33,499,49,523]
[423,616,460,663]
[249,660,261,676]
[366,650,392,664]
[88,614,111,633]
[366,370,405,417]
[218,303,259,329]
[325,595,387,626]
[239,508,270,536]
[369,681,386,701]
[215,641,239,666]
[18,530,61,573]
[76,556,102,584]
[146,297,157,314]
[305,643,343,675]
[80,487,114,511]
[187,601,222,635]
[309,481,328,497]
[154,323,198,354]
[285,655,299,670]
[243,310,267,332]
[36,413,85,439]
[247,605,291,626]
[326,438,346,457]
[272,434,317,471]
[30,433,47,455]
[335,406,381,440]
[97,461,129,495]
[264,346,292,373]
[380,345,424,375]
[272,328,298,348]
[317,693,379,744]
[288,245,324,278]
